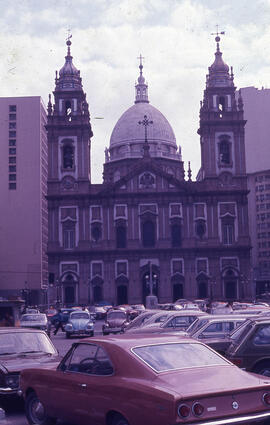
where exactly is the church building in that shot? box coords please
[46,35,252,306]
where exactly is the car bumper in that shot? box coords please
[0,386,18,395]
[181,411,270,425]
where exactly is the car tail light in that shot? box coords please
[230,357,243,367]
[263,393,270,405]
[192,402,204,416]
[178,404,190,418]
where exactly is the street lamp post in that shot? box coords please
[240,273,249,301]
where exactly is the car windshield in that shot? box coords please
[21,314,46,322]
[230,320,252,343]
[0,332,56,355]
[132,342,229,372]
[71,312,89,320]
[107,311,126,320]
[187,318,209,335]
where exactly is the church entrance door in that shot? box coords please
[117,285,128,305]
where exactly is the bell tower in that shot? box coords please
[198,32,246,181]
[47,37,93,192]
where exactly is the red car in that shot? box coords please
[21,334,270,425]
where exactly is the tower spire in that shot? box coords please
[135,54,149,104]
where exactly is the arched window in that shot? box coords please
[142,220,155,247]
[195,219,206,239]
[63,145,74,169]
[222,218,235,245]
[218,96,225,112]
[219,140,230,164]
[116,226,126,248]
[171,223,181,247]
[63,221,75,249]
[65,100,72,116]
[91,224,101,242]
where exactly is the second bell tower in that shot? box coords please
[47,38,93,192]
[198,34,246,182]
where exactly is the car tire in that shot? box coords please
[25,391,56,425]
[66,332,71,339]
[253,361,270,377]
[112,413,130,425]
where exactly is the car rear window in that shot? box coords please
[71,313,89,320]
[132,342,229,372]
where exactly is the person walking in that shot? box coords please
[53,309,65,335]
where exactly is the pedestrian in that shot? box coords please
[53,309,65,335]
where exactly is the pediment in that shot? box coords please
[99,159,186,195]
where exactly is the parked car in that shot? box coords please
[65,310,94,339]
[202,314,264,356]
[20,334,270,425]
[187,314,252,340]
[94,305,107,320]
[123,310,161,332]
[127,310,206,334]
[0,328,60,396]
[20,313,51,336]
[102,309,130,335]
[225,316,270,376]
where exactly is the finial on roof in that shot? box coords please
[135,54,149,104]
[188,161,192,181]
[66,29,72,56]
[211,25,225,52]
[207,26,232,88]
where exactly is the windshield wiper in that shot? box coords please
[0,352,16,355]
[19,351,52,355]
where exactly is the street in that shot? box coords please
[0,320,105,425]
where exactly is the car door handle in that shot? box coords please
[79,383,87,388]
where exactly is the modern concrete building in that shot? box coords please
[239,87,270,297]
[0,96,48,305]
[47,37,252,306]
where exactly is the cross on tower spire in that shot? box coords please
[138,114,153,157]
[211,25,225,51]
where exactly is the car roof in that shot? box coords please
[77,333,198,350]
[0,327,46,333]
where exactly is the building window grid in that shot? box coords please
[8,106,17,190]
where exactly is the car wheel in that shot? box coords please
[25,391,56,425]
[112,413,130,425]
[253,361,270,377]
[66,332,71,339]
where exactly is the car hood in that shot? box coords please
[106,319,126,326]
[154,365,270,397]
[20,322,46,327]
[68,320,92,330]
[0,354,60,373]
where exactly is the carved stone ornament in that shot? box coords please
[61,176,77,191]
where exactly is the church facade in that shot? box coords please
[47,36,252,306]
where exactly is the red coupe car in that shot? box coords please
[20,334,270,425]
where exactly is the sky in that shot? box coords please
[1,0,270,183]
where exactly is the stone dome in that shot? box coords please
[109,102,180,161]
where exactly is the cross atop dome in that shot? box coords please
[135,54,149,104]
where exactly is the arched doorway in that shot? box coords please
[62,273,77,306]
[196,274,208,299]
[117,285,128,305]
[171,274,184,302]
[93,286,103,304]
[224,269,238,300]
[142,269,158,305]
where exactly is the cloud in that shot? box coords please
[1,0,270,181]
